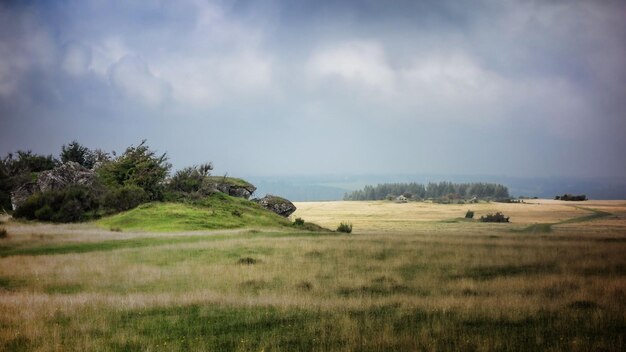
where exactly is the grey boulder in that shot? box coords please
[254,195,296,217]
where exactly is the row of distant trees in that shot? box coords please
[344,182,509,201]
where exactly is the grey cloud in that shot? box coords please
[0,0,625,179]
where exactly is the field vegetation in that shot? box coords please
[0,200,624,350]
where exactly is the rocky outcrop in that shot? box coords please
[254,195,296,217]
[10,182,39,211]
[209,177,256,199]
[37,162,97,193]
[10,162,97,210]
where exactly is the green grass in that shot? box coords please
[0,231,333,258]
[205,176,254,188]
[560,207,612,224]
[97,193,291,232]
[0,233,228,257]
[4,303,623,351]
[456,263,559,281]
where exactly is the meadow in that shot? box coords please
[0,199,625,351]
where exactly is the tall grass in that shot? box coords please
[0,200,625,350]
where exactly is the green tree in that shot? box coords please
[97,140,171,200]
[60,140,96,168]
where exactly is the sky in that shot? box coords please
[1,0,625,179]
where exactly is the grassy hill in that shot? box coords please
[97,193,291,232]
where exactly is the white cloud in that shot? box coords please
[108,55,170,107]
[61,42,92,77]
[91,37,130,77]
[308,41,395,92]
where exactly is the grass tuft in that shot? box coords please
[237,257,258,265]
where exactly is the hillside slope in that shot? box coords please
[98,193,291,232]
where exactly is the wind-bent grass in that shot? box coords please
[1,199,625,350]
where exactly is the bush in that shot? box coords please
[13,186,100,222]
[480,212,510,223]
[61,140,96,169]
[465,210,474,219]
[167,163,213,195]
[102,185,148,212]
[97,140,170,201]
[294,217,305,226]
[0,227,7,239]
[337,222,353,233]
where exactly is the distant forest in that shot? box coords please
[344,182,509,201]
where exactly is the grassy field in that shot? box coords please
[0,199,625,351]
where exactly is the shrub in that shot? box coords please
[97,140,170,201]
[465,210,474,219]
[60,140,96,169]
[231,209,242,217]
[0,227,7,239]
[238,257,257,265]
[167,163,213,195]
[480,212,510,223]
[102,185,148,212]
[14,186,100,222]
[337,222,353,233]
[294,217,305,226]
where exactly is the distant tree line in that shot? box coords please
[344,182,509,201]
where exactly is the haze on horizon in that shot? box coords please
[1,0,625,180]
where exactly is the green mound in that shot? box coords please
[97,193,290,232]
[205,176,254,188]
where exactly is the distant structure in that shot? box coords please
[395,195,408,203]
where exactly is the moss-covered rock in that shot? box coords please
[206,176,257,199]
[253,194,296,217]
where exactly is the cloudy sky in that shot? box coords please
[1,0,625,178]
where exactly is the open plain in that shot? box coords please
[0,199,625,351]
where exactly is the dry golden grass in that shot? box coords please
[293,199,626,233]
[0,199,625,350]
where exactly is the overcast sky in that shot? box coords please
[1,0,625,178]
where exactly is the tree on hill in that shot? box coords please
[60,140,96,169]
[97,140,171,201]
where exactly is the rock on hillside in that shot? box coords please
[37,161,97,192]
[208,177,257,199]
[254,195,296,217]
[10,182,39,211]
[10,162,97,210]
